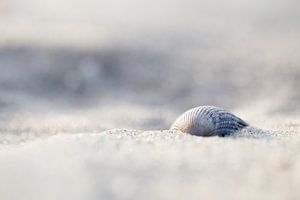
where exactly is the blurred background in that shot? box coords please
[0,0,299,140]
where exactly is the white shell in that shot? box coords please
[170,106,248,136]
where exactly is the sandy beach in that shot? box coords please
[0,0,299,199]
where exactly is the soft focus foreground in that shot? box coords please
[0,0,300,199]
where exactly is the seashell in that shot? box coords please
[170,106,248,137]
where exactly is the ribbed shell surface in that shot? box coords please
[170,106,248,136]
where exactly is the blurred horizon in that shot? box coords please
[0,0,299,132]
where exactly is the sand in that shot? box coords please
[0,0,300,199]
[0,128,300,200]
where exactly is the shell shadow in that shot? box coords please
[230,126,277,139]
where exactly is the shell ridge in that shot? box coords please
[170,106,249,136]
